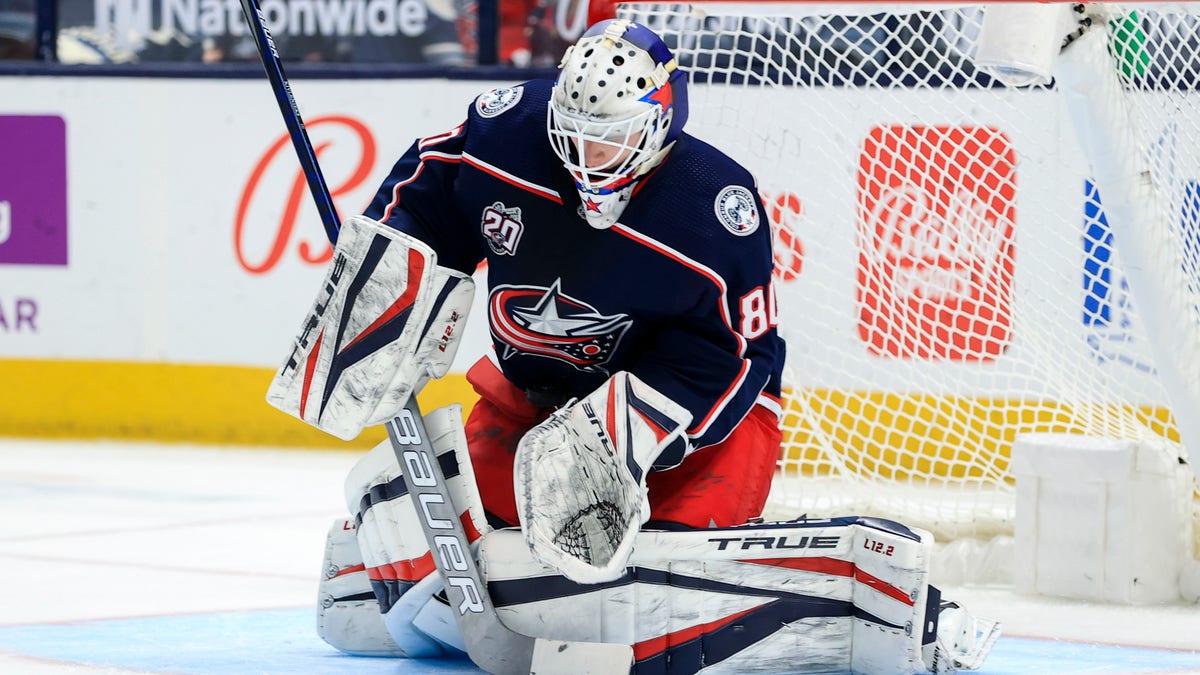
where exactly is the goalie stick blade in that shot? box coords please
[386,400,633,675]
[531,639,634,674]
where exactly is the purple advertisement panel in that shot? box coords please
[0,115,68,266]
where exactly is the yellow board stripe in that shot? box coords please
[2,360,1179,476]
[0,359,478,449]
[780,389,1178,480]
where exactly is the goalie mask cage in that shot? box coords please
[615,2,1200,562]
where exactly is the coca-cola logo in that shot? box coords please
[856,125,1016,361]
[235,115,376,275]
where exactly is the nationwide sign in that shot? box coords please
[94,0,443,41]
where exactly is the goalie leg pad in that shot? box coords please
[333,404,489,656]
[316,516,463,657]
[479,517,999,674]
[267,214,474,440]
[316,517,407,657]
[848,518,1001,673]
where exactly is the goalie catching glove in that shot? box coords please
[514,371,692,584]
[266,215,473,440]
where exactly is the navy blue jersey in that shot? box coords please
[364,80,785,451]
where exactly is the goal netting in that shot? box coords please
[616,2,1200,554]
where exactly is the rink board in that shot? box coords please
[0,75,1180,459]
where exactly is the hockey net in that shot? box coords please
[616,2,1200,558]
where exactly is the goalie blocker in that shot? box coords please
[266,214,474,441]
[318,403,999,673]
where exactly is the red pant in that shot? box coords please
[463,358,782,529]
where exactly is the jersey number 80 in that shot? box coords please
[739,282,779,340]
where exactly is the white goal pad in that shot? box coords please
[316,517,409,657]
[336,404,489,656]
[480,517,998,673]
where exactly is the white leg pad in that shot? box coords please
[316,517,407,656]
[479,517,998,674]
[324,403,488,657]
[848,518,934,674]
[410,584,468,653]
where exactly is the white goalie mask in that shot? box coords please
[547,19,689,229]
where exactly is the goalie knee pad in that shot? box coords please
[479,517,998,674]
[322,404,489,657]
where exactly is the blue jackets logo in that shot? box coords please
[714,185,760,236]
[489,280,632,373]
[476,86,524,118]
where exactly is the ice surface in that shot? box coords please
[1,439,1197,674]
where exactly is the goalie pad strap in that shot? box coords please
[266,214,473,440]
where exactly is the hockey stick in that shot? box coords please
[238,3,633,672]
[237,0,340,243]
[387,400,633,674]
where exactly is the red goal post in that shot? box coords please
[614,1,1200,564]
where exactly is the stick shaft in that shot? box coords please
[236,3,530,665]
[385,399,537,675]
[238,0,341,243]
[385,402,633,673]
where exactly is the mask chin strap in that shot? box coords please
[577,182,635,230]
[574,140,674,230]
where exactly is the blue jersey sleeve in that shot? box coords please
[362,119,484,275]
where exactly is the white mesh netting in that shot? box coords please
[617,2,1200,545]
